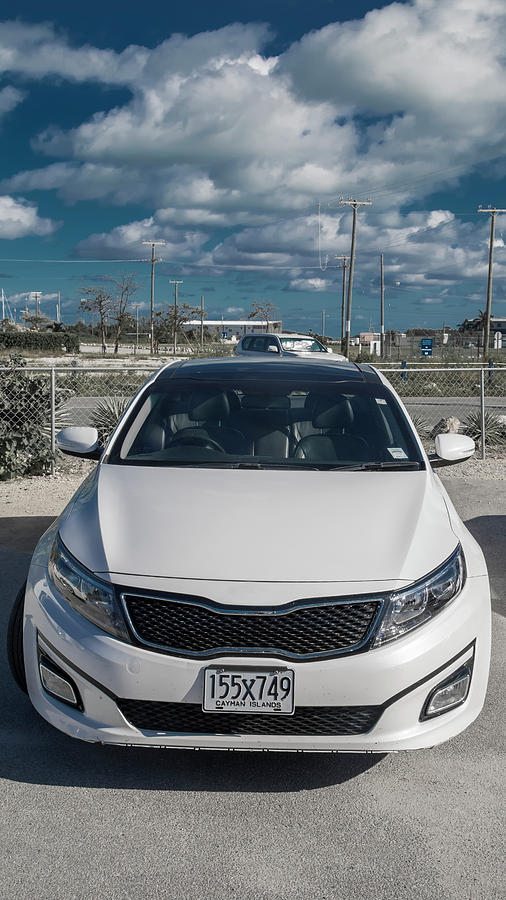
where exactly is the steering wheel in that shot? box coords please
[166,434,226,453]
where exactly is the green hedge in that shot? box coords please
[0,331,80,353]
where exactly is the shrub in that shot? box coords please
[0,355,54,478]
[0,331,80,353]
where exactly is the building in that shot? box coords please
[460,316,506,335]
[183,319,282,340]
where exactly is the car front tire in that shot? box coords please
[7,582,28,694]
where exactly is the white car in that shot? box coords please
[235,332,346,360]
[8,357,491,752]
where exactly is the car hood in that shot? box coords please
[59,465,457,586]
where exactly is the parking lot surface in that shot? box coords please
[0,476,504,900]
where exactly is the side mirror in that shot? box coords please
[56,426,102,460]
[267,344,280,353]
[430,433,475,467]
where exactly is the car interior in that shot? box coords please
[114,382,422,467]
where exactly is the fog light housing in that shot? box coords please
[38,651,83,710]
[421,664,472,720]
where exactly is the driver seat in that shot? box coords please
[171,390,248,454]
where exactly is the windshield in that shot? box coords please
[279,337,326,352]
[108,376,424,470]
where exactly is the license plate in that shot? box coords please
[203,668,295,715]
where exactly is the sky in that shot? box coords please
[1,0,506,336]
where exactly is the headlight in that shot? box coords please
[374,546,465,646]
[48,536,130,641]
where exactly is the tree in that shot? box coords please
[458,310,487,333]
[154,303,203,351]
[110,274,138,354]
[21,312,53,332]
[79,288,114,354]
[248,301,276,330]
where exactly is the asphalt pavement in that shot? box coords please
[0,478,504,900]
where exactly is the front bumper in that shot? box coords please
[23,565,491,752]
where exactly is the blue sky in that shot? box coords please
[1,0,506,336]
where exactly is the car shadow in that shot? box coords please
[465,516,506,618]
[0,515,384,791]
[0,691,385,791]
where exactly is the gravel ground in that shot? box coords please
[437,451,506,480]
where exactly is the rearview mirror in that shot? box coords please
[56,426,103,460]
[430,433,475,467]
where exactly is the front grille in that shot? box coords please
[121,594,382,660]
[117,699,382,736]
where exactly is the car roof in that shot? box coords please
[241,332,318,340]
[155,356,380,384]
[277,333,321,339]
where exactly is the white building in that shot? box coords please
[183,319,282,340]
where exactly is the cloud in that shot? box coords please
[281,0,506,127]
[72,214,208,260]
[4,290,57,304]
[2,3,506,223]
[2,3,506,308]
[287,278,329,292]
[0,195,60,238]
[0,86,25,120]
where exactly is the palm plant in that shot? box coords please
[409,413,430,437]
[91,396,131,444]
[462,411,506,447]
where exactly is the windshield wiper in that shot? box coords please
[317,460,423,471]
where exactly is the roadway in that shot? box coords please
[0,478,504,899]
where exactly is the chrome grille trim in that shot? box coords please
[119,591,385,661]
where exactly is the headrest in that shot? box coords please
[241,394,290,410]
[189,391,230,422]
[312,396,354,429]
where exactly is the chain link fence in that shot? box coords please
[1,363,505,477]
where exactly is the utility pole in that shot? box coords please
[321,309,326,339]
[57,291,61,324]
[142,240,165,354]
[380,254,385,358]
[169,280,183,355]
[477,206,506,359]
[200,295,205,349]
[339,198,372,358]
[334,256,349,344]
